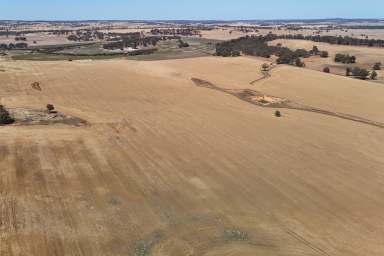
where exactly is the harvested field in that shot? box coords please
[0,57,384,256]
[0,33,72,47]
[200,27,384,41]
[269,39,384,83]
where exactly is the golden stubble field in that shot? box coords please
[1,56,384,256]
[201,27,384,41]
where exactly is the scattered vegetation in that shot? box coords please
[224,229,249,241]
[103,34,161,50]
[178,39,190,48]
[135,241,150,256]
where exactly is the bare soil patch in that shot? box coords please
[8,108,87,126]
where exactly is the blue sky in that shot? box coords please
[2,0,383,20]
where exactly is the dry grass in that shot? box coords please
[0,33,73,46]
[200,27,384,41]
[0,57,384,256]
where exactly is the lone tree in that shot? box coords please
[46,104,55,113]
[319,51,329,58]
[275,110,282,117]
[346,67,352,76]
[261,63,270,71]
[323,67,330,73]
[295,58,305,67]
[373,62,382,70]
[0,105,14,125]
[370,70,378,80]
[312,45,319,54]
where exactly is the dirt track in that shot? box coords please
[192,77,384,129]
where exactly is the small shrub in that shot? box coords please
[323,67,330,73]
[46,104,55,113]
[0,105,14,125]
[275,110,282,117]
[295,58,305,67]
[261,63,270,71]
[373,62,381,70]
[319,51,329,58]
[346,67,352,76]
[370,70,378,80]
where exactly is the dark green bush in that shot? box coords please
[0,105,14,125]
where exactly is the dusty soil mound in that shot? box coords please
[9,108,87,126]
[31,82,42,91]
[192,77,288,107]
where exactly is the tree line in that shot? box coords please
[0,43,28,50]
[276,34,384,47]
[215,35,328,66]
[103,35,163,50]
[150,28,201,36]
[346,67,378,80]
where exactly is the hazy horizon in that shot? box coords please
[2,0,384,21]
[1,18,384,22]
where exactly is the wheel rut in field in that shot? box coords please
[191,77,384,129]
